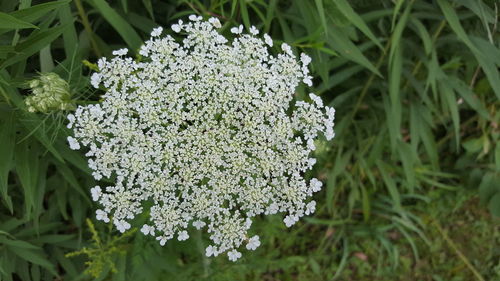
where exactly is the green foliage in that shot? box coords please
[0,0,498,280]
[66,219,136,278]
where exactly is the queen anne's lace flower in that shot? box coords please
[68,17,335,261]
[25,72,74,113]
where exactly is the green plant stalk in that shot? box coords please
[75,0,102,57]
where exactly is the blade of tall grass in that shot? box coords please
[0,12,37,29]
[10,0,71,23]
[0,110,14,212]
[0,24,69,69]
[14,140,39,220]
[331,0,383,50]
[88,0,143,51]
[437,0,500,99]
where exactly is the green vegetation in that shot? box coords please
[0,0,499,280]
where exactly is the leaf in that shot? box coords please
[14,140,39,219]
[0,12,37,29]
[53,160,91,204]
[377,160,402,209]
[439,82,460,148]
[239,0,251,28]
[263,0,278,33]
[88,0,143,51]
[489,193,500,217]
[397,141,416,192]
[7,247,56,275]
[326,28,382,77]
[0,237,40,250]
[331,0,383,49]
[387,45,403,150]
[409,16,432,55]
[446,77,490,119]
[0,110,14,212]
[10,0,71,23]
[315,0,327,33]
[496,144,500,171]
[58,2,78,59]
[478,172,499,205]
[389,1,412,66]
[0,24,69,69]
[437,0,500,99]
[141,0,155,21]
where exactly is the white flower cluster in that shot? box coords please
[68,17,335,261]
[25,72,74,113]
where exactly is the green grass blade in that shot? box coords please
[331,0,383,49]
[0,12,37,29]
[10,0,71,23]
[0,24,69,69]
[88,0,143,51]
[0,110,14,212]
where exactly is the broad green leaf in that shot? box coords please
[0,12,37,29]
[331,0,383,49]
[10,0,71,23]
[0,24,69,69]
[88,0,143,51]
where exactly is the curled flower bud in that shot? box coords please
[69,18,335,261]
[25,72,73,113]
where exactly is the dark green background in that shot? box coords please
[0,0,499,280]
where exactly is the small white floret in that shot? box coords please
[310,178,323,192]
[67,136,80,150]
[112,48,128,56]
[178,230,189,241]
[264,34,273,46]
[246,235,261,250]
[90,73,101,89]
[230,25,243,34]
[249,26,259,35]
[151,26,163,37]
[141,225,155,235]
[227,250,242,261]
[90,186,102,201]
[208,17,221,28]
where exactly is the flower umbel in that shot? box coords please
[25,72,74,113]
[68,17,335,261]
